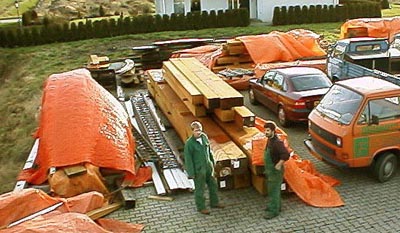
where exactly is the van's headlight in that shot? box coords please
[336,137,342,147]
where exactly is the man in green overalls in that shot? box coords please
[184,121,224,215]
[264,121,290,219]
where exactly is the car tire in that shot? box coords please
[249,89,258,105]
[373,152,397,183]
[278,106,290,127]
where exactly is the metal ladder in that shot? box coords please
[130,92,194,192]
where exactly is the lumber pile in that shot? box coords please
[212,39,255,73]
[146,57,264,191]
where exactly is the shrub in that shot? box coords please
[272,6,280,25]
[287,6,295,25]
[294,6,302,24]
[302,5,310,24]
[209,10,217,28]
[281,6,288,25]
[99,5,105,17]
[381,0,390,9]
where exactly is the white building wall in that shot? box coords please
[155,0,339,22]
[201,0,228,12]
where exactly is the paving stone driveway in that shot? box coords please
[108,90,400,232]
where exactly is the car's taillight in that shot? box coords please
[293,100,306,109]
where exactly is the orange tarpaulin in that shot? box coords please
[252,117,344,207]
[0,189,144,232]
[170,44,223,69]
[237,29,326,64]
[340,17,400,41]
[284,155,344,207]
[18,69,135,185]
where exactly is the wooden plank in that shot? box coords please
[163,61,203,105]
[170,58,220,110]
[63,165,87,177]
[213,108,235,122]
[216,55,252,65]
[181,58,244,109]
[234,106,256,127]
[86,202,122,220]
[148,195,174,201]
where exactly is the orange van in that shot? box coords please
[304,76,400,182]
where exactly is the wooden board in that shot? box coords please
[86,202,122,220]
[179,58,244,110]
[216,55,252,65]
[233,106,256,127]
[163,61,203,105]
[63,165,87,177]
[213,108,235,122]
[170,58,220,110]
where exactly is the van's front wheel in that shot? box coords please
[373,152,398,182]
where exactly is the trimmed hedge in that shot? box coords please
[0,8,250,48]
[272,3,381,25]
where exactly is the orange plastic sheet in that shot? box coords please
[0,189,144,232]
[237,29,326,64]
[171,44,223,68]
[252,117,344,207]
[19,69,135,185]
[340,17,400,41]
[284,155,344,207]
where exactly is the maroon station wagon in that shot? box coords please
[249,67,332,127]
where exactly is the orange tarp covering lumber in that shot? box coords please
[253,117,344,207]
[20,69,135,185]
[237,29,326,64]
[171,44,222,69]
[0,189,144,232]
[340,17,400,41]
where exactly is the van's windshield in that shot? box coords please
[316,85,363,125]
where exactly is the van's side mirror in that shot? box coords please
[371,115,379,125]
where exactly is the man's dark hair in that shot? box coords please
[264,121,276,131]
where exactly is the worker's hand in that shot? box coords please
[275,163,282,171]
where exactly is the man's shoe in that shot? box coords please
[199,209,210,215]
[263,213,278,220]
[211,204,225,209]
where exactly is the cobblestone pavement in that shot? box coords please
[108,90,400,232]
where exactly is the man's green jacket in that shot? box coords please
[184,133,215,178]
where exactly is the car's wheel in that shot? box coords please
[278,106,290,127]
[249,89,258,105]
[373,152,397,182]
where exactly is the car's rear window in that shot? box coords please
[291,74,332,92]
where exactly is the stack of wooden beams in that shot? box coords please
[212,39,254,73]
[146,57,264,190]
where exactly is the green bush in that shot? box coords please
[301,6,310,24]
[209,10,217,28]
[200,11,209,29]
[281,6,288,25]
[381,0,390,9]
[294,6,302,24]
[308,5,316,23]
[288,6,295,25]
[315,5,322,23]
[272,7,281,25]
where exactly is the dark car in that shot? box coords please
[249,67,332,127]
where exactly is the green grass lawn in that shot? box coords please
[0,0,39,18]
[382,3,400,17]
